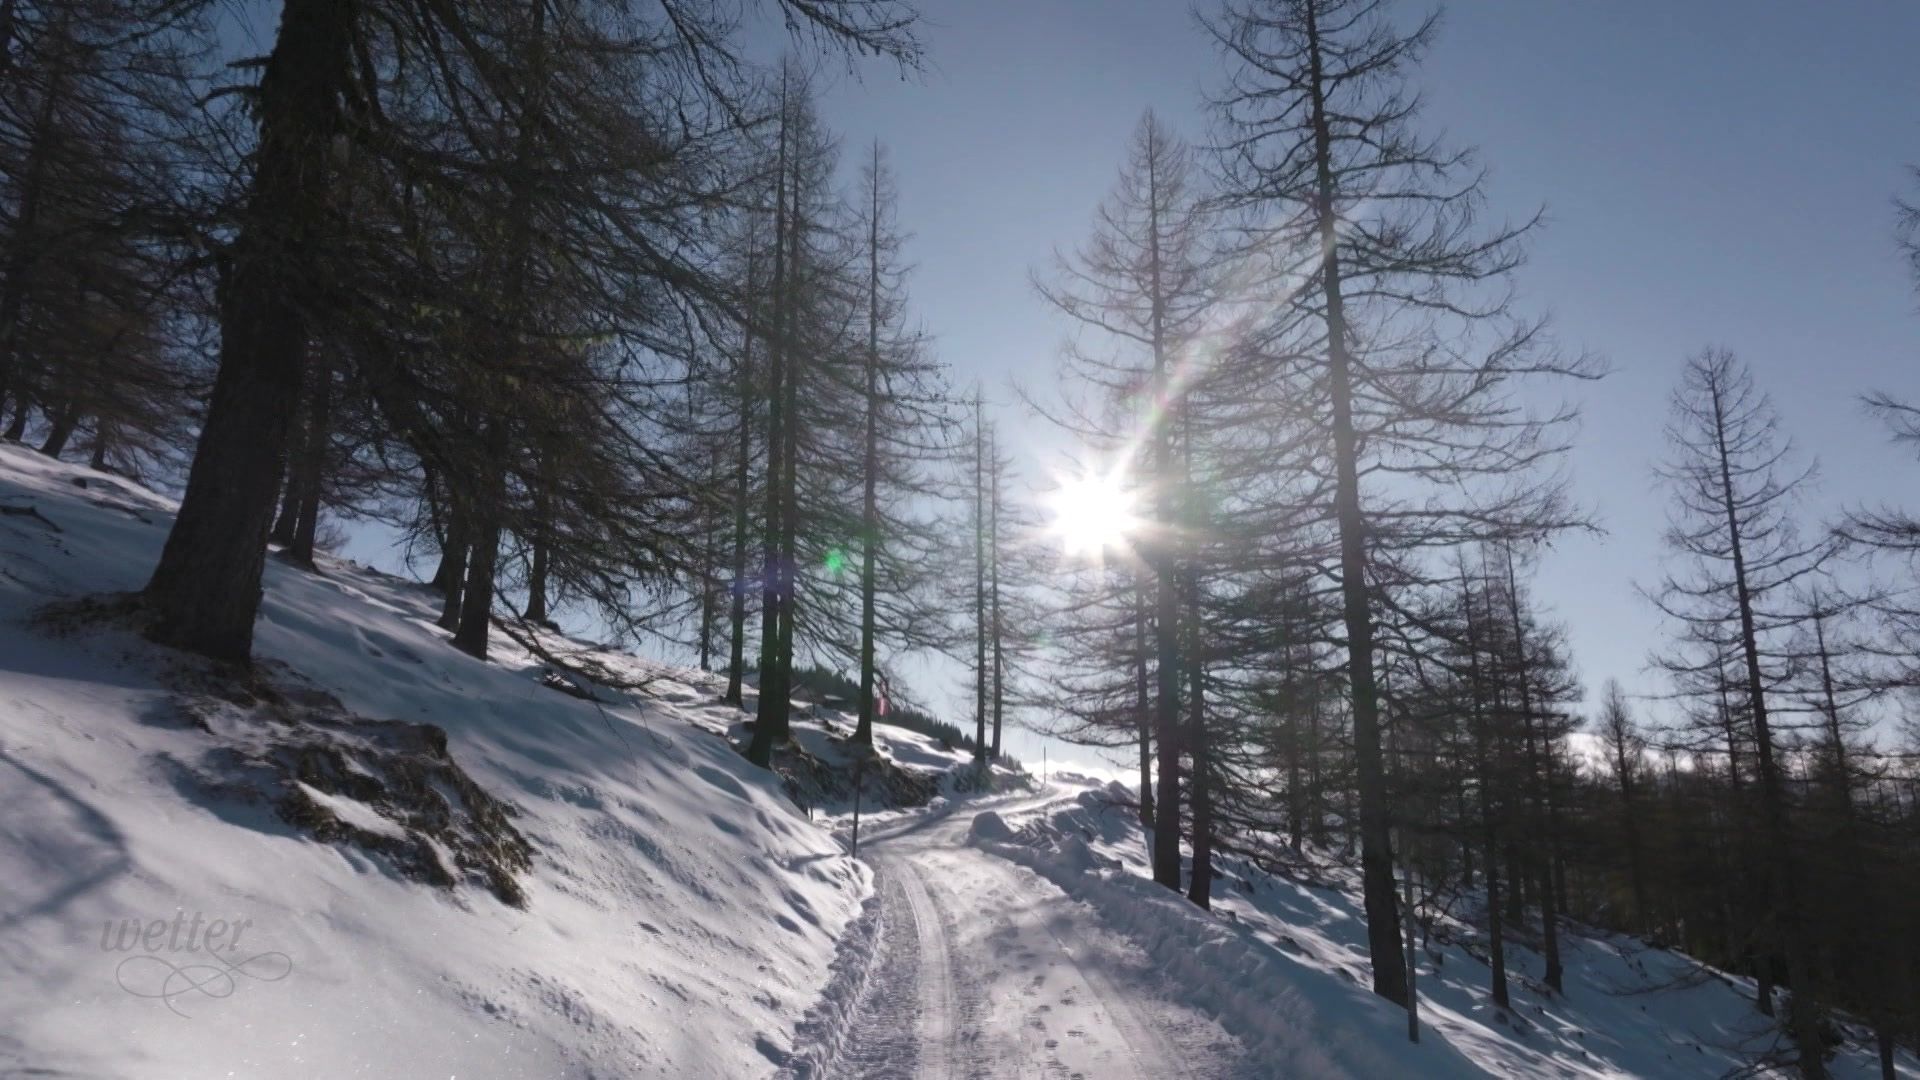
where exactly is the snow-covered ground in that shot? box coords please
[7,441,1916,1079]
[790,789,1245,1079]
[0,443,946,1079]
[976,782,1920,1080]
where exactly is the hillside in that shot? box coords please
[974,785,1920,1080]
[0,444,976,1078]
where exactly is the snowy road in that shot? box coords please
[830,794,1244,1080]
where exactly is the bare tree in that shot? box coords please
[1201,0,1597,1004]
[1649,348,1836,1078]
[1034,110,1214,889]
[140,0,921,665]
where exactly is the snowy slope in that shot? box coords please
[0,443,909,1079]
[980,783,1920,1079]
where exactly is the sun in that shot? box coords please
[1047,467,1140,557]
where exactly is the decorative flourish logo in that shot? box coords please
[100,912,293,1017]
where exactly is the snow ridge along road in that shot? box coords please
[820,792,1243,1080]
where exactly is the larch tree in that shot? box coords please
[1034,110,1215,890]
[139,0,920,665]
[1649,348,1837,1078]
[845,141,948,746]
[0,0,203,470]
[1202,0,1596,1004]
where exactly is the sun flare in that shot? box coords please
[1048,468,1140,557]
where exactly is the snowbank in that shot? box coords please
[969,799,1483,1078]
[975,785,1920,1079]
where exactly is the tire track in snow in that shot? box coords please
[888,857,960,1080]
[826,792,1238,1080]
[834,867,925,1079]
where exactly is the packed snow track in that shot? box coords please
[821,794,1243,1080]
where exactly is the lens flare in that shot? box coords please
[1048,468,1139,557]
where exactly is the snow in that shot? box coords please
[968,793,1479,1078]
[291,781,412,840]
[798,790,1245,1078]
[8,437,1915,1079]
[0,443,889,1078]
[976,781,1920,1080]
[966,810,1014,843]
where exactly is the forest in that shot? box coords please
[4,1,1919,1077]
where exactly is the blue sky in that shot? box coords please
[297,1,1920,773]
[787,0,1920,767]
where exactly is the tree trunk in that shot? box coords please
[855,189,882,745]
[1287,700,1305,853]
[1179,401,1208,907]
[437,553,467,629]
[38,399,79,458]
[747,324,783,764]
[748,105,793,769]
[526,535,549,625]
[769,221,800,750]
[269,461,303,547]
[696,448,719,667]
[1720,687,1775,1017]
[725,320,753,706]
[1710,377,1827,1078]
[1184,643,1211,909]
[269,364,314,547]
[3,402,28,441]
[143,0,351,663]
[454,513,500,659]
[989,433,1004,760]
[1456,725,1475,887]
[1150,566,1182,888]
[1305,1,1405,1002]
[453,420,508,659]
[524,461,550,626]
[1307,697,1325,847]
[1404,859,1421,1044]
[1484,823,1509,1010]
[1506,843,1526,927]
[434,492,469,626]
[855,151,890,745]
[1616,742,1651,935]
[1137,123,1185,891]
[286,357,331,565]
[1135,579,1154,828]
[973,393,988,763]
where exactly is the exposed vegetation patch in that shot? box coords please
[264,709,534,908]
[769,735,940,816]
[33,598,533,907]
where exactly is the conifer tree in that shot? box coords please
[1202,0,1595,1002]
